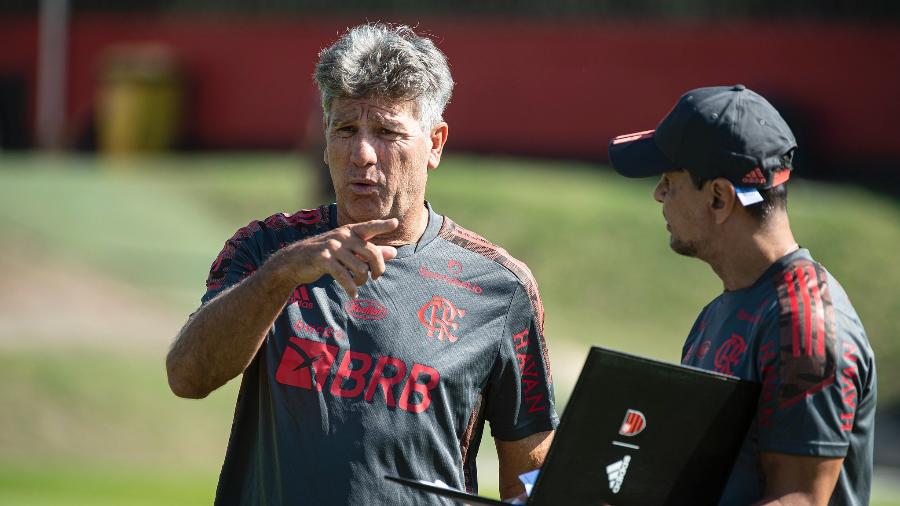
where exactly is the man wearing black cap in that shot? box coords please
[608,85,876,505]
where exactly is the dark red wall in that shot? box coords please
[2,14,899,162]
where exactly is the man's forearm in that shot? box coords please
[166,262,294,399]
[166,218,400,399]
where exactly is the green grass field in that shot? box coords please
[0,152,898,504]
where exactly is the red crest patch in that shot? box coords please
[618,409,647,437]
[714,334,748,375]
[418,295,466,342]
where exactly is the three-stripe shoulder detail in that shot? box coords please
[437,218,545,334]
[205,206,330,290]
[772,259,838,408]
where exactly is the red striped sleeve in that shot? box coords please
[784,269,801,357]
[807,264,827,357]
[797,267,814,357]
[205,206,328,292]
[773,260,838,409]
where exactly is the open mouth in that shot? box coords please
[349,181,379,194]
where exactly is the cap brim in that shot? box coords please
[608,130,677,178]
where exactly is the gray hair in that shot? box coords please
[314,23,454,131]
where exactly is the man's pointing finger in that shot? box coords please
[349,219,400,241]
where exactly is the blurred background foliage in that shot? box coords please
[1,0,899,504]
[0,154,898,504]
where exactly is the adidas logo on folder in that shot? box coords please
[606,455,631,494]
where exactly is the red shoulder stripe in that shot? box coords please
[206,220,263,290]
[783,269,801,357]
[205,206,329,291]
[797,267,814,357]
[773,259,838,409]
[438,219,545,334]
[807,264,827,357]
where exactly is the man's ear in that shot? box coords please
[427,122,449,170]
[709,178,738,224]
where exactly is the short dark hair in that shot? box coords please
[686,153,792,222]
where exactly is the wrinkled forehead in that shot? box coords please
[327,95,421,125]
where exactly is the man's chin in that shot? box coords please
[669,239,698,258]
[341,202,392,224]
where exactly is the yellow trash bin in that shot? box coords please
[96,44,182,156]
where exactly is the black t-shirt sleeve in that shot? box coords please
[201,223,264,305]
[485,283,559,441]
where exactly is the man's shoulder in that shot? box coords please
[768,253,864,335]
[435,216,538,288]
[260,206,332,232]
[759,250,873,392]
[224,205,333,247]
[434,216,545,328]
[205,206,332,292]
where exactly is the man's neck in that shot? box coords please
[379,204,429,246]
[706,215,798,292]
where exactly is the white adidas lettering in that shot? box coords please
[606,455,631,494]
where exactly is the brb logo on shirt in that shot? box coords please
[418,296,466,342]
[275,337,440,414]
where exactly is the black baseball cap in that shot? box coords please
[608,85,796,205]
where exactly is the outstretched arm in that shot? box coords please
[165,219,398,399]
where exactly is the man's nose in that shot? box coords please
[653,179,666,203]
[350,133,377,168]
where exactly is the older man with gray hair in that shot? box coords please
[166,23,558,505]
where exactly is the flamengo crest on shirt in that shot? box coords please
[606,455,631,494]
[418,295,466,342]
[618,409,646,437]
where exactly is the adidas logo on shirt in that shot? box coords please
[606,455,631,494]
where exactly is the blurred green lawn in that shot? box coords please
[0,152,898,505]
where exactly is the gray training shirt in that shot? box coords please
[682,249,876,505]
[202,203,559,505]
